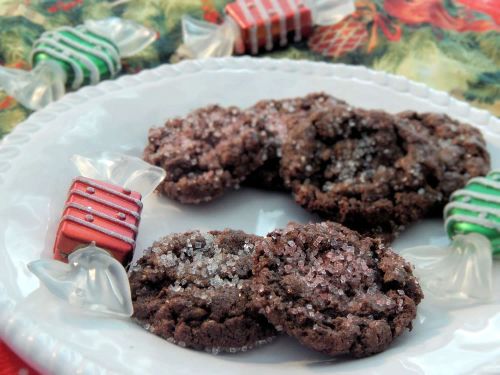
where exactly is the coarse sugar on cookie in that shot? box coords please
[144,105,273,203]
[129,229,276,353]
[252,222,424,358]
[281,106,489,236]
[244,93,346,190]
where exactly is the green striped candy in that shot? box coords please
[31,26,121,90]
[444,170,500,255]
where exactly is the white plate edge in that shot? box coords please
[0,56,499,374]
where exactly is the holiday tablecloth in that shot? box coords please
[0,0,498,372]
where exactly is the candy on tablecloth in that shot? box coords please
[0,18,157,110]
[181,0,355,58]
[444,170,500,255]
[399,171,497,306]
[28,152,165,317]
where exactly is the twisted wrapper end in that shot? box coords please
[70,152,166,198]
[0,60,66,110]
[28,243,133,318]
[84,17,158,58]
[181,15,240,59]
[399,233,493,307]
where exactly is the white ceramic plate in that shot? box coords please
[0,58,499,375]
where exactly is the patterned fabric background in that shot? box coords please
[0,0,498,139]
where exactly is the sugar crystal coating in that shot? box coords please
[252,222,424,358]
[244,93,346,190]
[129,229,276,352]
[281,107,490,237]
[144,106,273,203]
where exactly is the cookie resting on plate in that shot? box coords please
[244,92,346,190]
[281,107,490,236]
[144,106,272,203]
[252,222,424,358]
[129,229,276,353]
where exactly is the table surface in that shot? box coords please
[0,0,498,373]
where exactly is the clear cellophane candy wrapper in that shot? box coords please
[70,152,166,198]
[0,18,156,110]
[399,233,493,307]
[28,152,165,317]
[182,0,355,58]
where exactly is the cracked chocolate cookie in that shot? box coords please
[281,106,489,236]
[252,222,424,358]
[129,229,276,353]
[244,93,346,190]
[144,105,272,203]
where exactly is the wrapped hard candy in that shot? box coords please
[399,171,499,306]
[0,18,157,110]
[445,170,500,255]
[53,176,143,265]
[28,152,165,317]
[182,0,355,58]
[53,152,166,265]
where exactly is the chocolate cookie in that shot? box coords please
[129,229,276,353]
[252,222,424,358]
[281,106,490,236]
[244,93,346,190]
[144,105,272,203]
[397,111,490,197]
